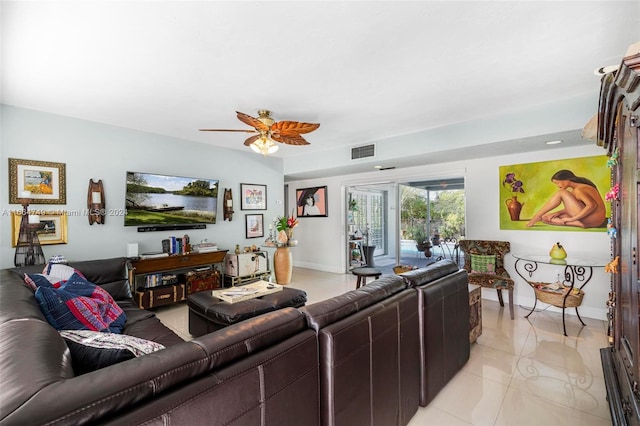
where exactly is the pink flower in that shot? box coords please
[605,183,619,201]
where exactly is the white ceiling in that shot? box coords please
[2,1,639,179]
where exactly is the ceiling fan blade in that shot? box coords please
[581,113,598,141]
[271,120,320,135]
[199,129,257,133]
[243,134,261,146]
[271,134,310,146]
[236,111,269,131]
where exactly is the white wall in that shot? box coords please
[1,105,286,267]
[287,144,611,320]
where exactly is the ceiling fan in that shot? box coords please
[200,110,320,155]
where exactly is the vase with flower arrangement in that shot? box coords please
[503,173,525,221]
[273,211,298,284]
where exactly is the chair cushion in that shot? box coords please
[60,330,165,374]
[470,254,496,274]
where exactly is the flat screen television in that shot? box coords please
[124,171,219,227]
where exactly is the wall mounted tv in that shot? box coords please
[125,171,219,229]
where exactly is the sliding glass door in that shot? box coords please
[349,189,386,256]
[399,178,465,267]
[345,178,464,273]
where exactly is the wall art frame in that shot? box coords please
[296,186,328,217]
[245,214,264,238]
[499,155,609,231]
[9,158,66,204]
[240,183,267,210]
[11,210,68,246]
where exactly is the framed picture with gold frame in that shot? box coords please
[11,211,68,247]
[8,158,66,204]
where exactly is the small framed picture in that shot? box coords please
[296,186,328,217]
[240,183,267,210]
[11,210,68,246]
[9,158,66,204]
[245,214,264,238]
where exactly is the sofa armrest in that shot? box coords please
[301,275,405,331]
[399,259,459,288]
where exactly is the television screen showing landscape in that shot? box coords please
[125,171,219,226]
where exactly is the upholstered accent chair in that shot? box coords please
[458,240,515,320]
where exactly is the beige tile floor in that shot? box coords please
[155,267,612,426]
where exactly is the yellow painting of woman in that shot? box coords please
[499,156,609,231]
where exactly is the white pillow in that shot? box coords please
[43,263,82,281]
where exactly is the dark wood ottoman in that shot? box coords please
[187,287,307,337]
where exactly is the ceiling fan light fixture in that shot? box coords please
[251,135,279,156]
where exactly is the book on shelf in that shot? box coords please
[193,244,218,253]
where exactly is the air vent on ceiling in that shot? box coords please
[351,144,375,160]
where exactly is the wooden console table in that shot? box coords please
[128,250,228,309]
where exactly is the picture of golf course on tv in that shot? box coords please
[125,171,219,227]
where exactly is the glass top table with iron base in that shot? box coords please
[512,254,607,336]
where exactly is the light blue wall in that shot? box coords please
[1,105,612,320]
[1,105,285,267]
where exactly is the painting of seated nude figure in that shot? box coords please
[526,170,607,228]
[499,156,609,231]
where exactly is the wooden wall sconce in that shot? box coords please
[223,188,234,221]
[88,179,105,225]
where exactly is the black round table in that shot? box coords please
[351,267,382,289]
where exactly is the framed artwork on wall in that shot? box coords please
[240,183,267,210]
[245,214,264,238]
[296,186,328,217]
[499,155,609,231]
[8,158,67,204]
[11,211,68,246]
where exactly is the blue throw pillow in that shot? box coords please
[34,273,126,333]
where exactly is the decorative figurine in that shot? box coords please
[223,188,234,221]
[607,218,618,238]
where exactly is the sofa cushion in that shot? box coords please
[34,272,126,333]
[60,330,165,374]
[67,258,132,301]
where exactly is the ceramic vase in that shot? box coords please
[505,196,524,221]
[274,246,292,284]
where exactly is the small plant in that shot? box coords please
[503,172,525,193]
[276,210,299,231]
[413,228,428,244]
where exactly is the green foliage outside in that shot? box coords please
[401,186,465,241]
[126,179,217,197]
[125,210,216,225]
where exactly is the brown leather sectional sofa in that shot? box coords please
[0,257,468,426]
